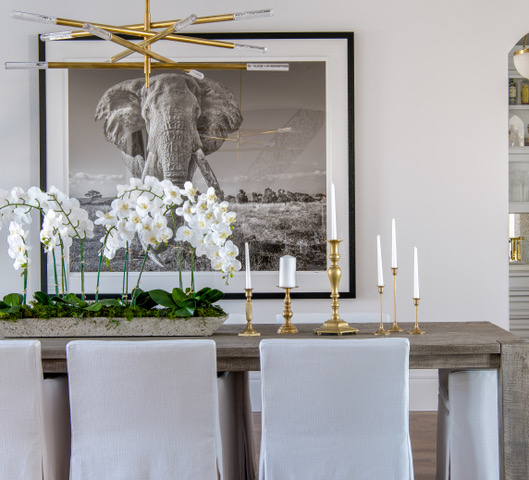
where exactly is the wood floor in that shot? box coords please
[252,411,438,479]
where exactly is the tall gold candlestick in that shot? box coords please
[315,239,358,335]
[374,285,389,335]
[278,287,298,334]
[388,267,403,332]
[408,298,425,335]
[239,288,260,336]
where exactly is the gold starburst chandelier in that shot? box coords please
[6,1,287,87]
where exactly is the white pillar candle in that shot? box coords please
[391,218,398,269]
[279,255,297,288]
[377,235,384,287]
[245,242,252,289]
[330,183,337,240]
[509,214,516,238]
[413,247,420,299]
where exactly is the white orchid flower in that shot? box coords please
[94,210,116,226]
[219,240,239,259]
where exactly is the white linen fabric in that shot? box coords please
[436,370,499,480]
[0,339,69,480]
[67,339,221,480]
[259,338,414,480]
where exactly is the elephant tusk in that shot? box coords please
[193,149,224,200]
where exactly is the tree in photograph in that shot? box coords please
[85,190,103,202]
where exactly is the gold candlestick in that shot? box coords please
[315,239,358,335]
[278,287,298,334]
[388,267,403,332]
[374,285,389,335]
[408,298,425,334]
[239,288,260,336]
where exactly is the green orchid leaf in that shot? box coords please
[202,289,224,304]
[149,289,177,309]
[33,291,52,305]
[173,307,194,317]
[134,292,156,310]
[98,299,122,307]
[50,296,68,304]
[196,287,211,298]
[84,302,103,312]
[0,301,8,310]
[171,288,187,306]
[181,298,197,310]
[64,294,88,308]
[3,293,23,307]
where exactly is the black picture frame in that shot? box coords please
[39,31,355,299]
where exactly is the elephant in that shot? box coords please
[95,72,243,195]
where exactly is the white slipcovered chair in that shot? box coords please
[436,369,499,480]
[259,338,414,480]
[66,339,224,480]
[0,339,70,480]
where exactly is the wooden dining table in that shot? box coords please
[38,321,529,480]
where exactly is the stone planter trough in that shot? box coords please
[0,315,228,337]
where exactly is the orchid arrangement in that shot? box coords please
[0,177,240,318]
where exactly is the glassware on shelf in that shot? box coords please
[522,79,529,104]
[510,115,525,146]
[510,78,518,105]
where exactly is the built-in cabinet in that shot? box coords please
[509,45,529,340]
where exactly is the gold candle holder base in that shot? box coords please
[239,288,260,337]
[315,239,358,336]
[374,285,389,335]
[388,267,403,332]
[278,286,298,334]
[408,298,425,335]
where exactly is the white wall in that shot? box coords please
[0,0,526,409]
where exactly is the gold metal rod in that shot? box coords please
[57,18,237,48]
[111,22,178,63]
[388,267,403,332]
[46,61,248,69]
[374,285,389,335]
[83,24,175,64]
[58,14,236,38]
[144,0,151,88]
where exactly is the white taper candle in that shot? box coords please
[330,183,337,240]
[413,247,420,299]
[377,235,384,287]
[391,218,398,269]
[245,242,252,289]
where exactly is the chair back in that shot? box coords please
[259,337,413,480]
[67,339,220,480]
[0,340,45,480]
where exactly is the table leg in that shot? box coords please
[500,343,529,480]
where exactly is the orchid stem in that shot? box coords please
[80,240,85,300]
[190,247,195,293]
[52,248,59,296]
[132,245,150,306]
[23,267,27,305]
[122,242,129,305]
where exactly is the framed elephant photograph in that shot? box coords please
[40,31,355,299]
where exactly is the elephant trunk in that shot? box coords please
[147,113,201,187]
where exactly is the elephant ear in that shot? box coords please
[95,77,147,159]
[195,77,243,156]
